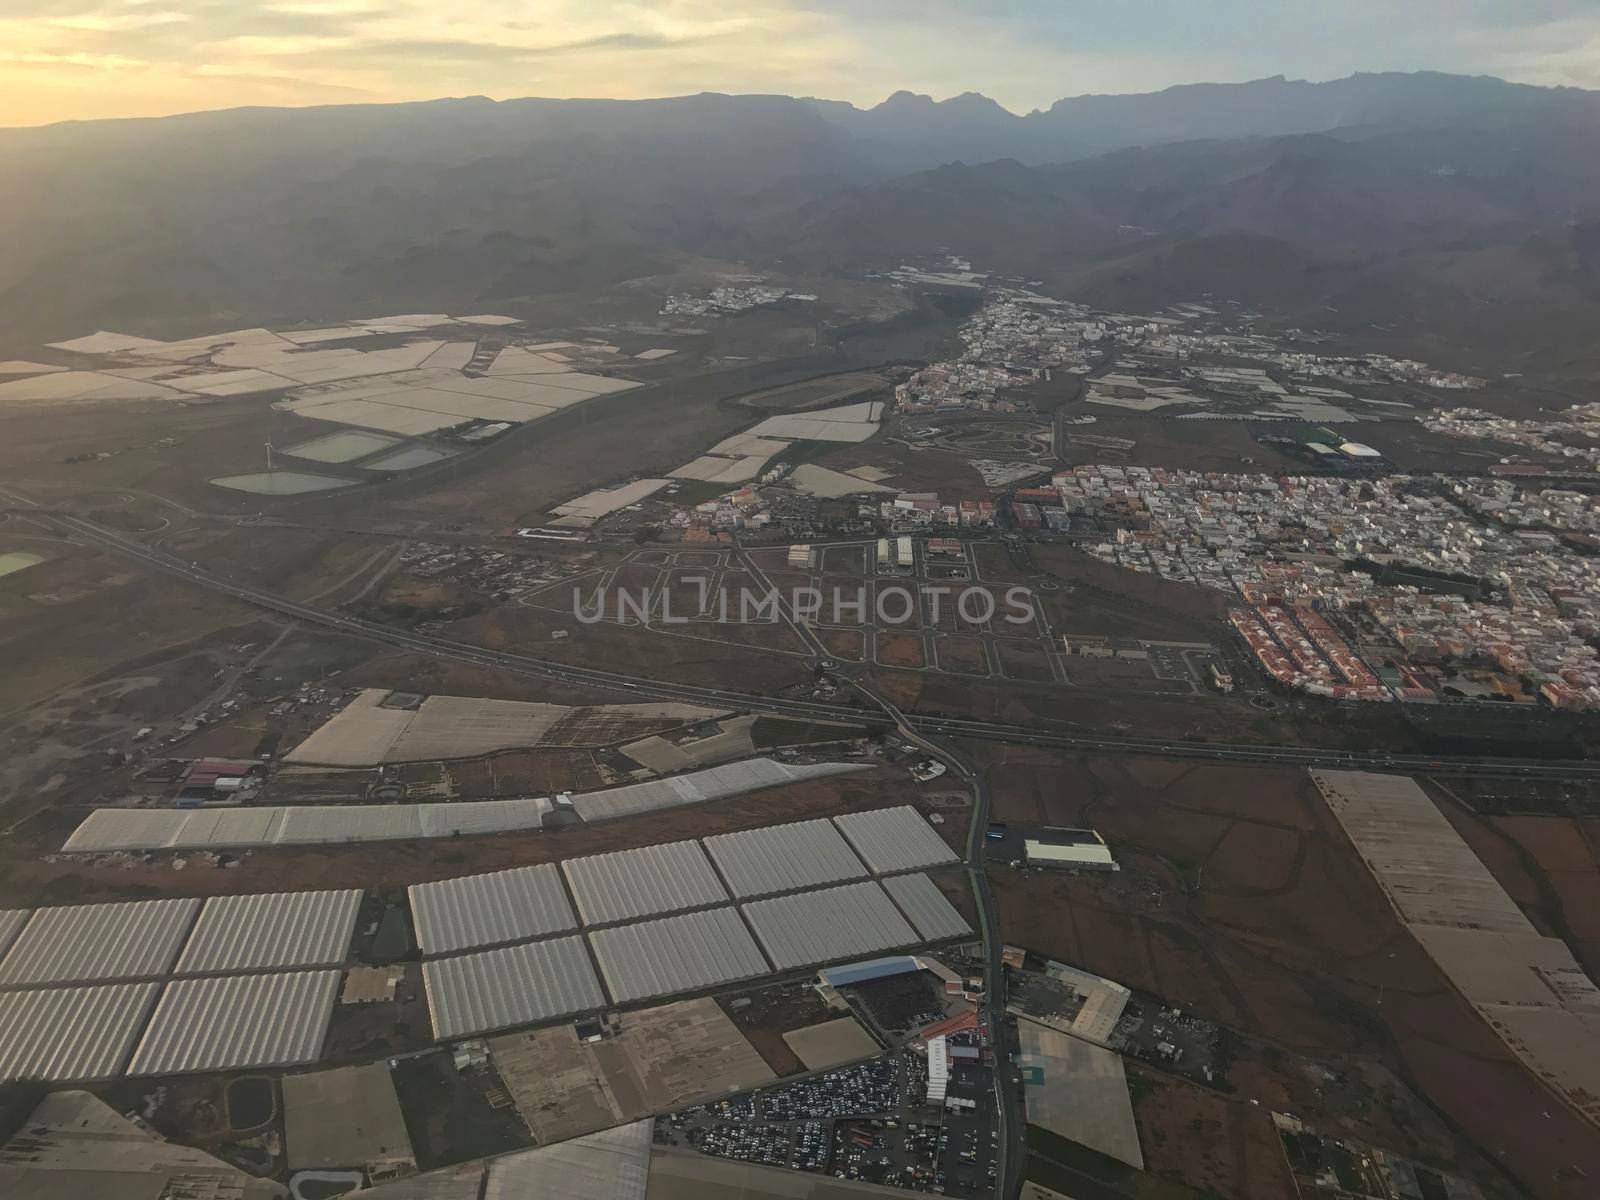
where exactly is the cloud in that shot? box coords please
[51,8,189,31]
[3,0,1599,126]
[1,48,149,69]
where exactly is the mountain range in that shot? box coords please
[2,71,1599,367]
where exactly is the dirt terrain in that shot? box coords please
[987,749,1600,1200]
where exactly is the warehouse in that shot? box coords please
[882,873,973,941]
[703,818,869,898]
[818,956,922,989]
[562,840,729,927]
[0,982,160,1082]
[587,907,771,1004]
[422,936,604,1040]
[1022,829,1120,872]
[175,889,363,973]
[128,970,340,1076]
[833,807,960,875]
[0,898,201,987]
[409,865,577,956]
[742,881,918,972]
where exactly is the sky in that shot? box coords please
[4,0,1600,127]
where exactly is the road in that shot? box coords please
[19,501,1600,781]
[847,674,1024,1200]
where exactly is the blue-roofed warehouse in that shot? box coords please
[819,956,921,988]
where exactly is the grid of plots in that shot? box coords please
[561,840,729,926]
[834,806,961,875]
[422,936,605,1040]
[742,881,919,972]
[128,971,341,1076]
[409,865,577,956]
[175,890,362,973]
[587,907,770,1005]
[0,898,201,987]
[703,818,868,898]
[5,806,967,1078]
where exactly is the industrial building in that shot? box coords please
[896,536,914,568]
[786,544,816,569]
[1022,829,1120,872]
[818,956,922,989]
[926,1035,950,1104]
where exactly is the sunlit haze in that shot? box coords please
[4,0,1600,126]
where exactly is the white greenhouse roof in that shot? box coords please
[562,840,728,927]
[703,818,868,898]
[0,910,29,959]
[569,758,866,822]
[0,982,160,1082]
[483,1117,652,1200]
[61,797,552,853]
[741,882,919,972]
[422,936,604,1040]
[127,970,340,1076]
[882,873,972,942]
[0,898,201,988]
[586,907,770,1004]
[833,806,960,875]
[175,889,362,973]
[409,865,577,956]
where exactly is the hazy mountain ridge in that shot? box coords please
[3,71,1599,350]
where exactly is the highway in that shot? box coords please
[26,503,1600,780]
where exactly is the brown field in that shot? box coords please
[818,627,866,661]
[1429,781,1600,975]
[449,601,809,693]
[875,632,926,669]
[819,543,869,575]
[996,641,1055,682]
[1126,1065,1293,1200]
[810,438,991,503]
[986,749,1600,1200]
[933,635,990,675]
[443,749,607,796]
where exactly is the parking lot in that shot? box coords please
[656,1045,1000,1195]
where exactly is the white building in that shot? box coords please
[926,1035,949,1104]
